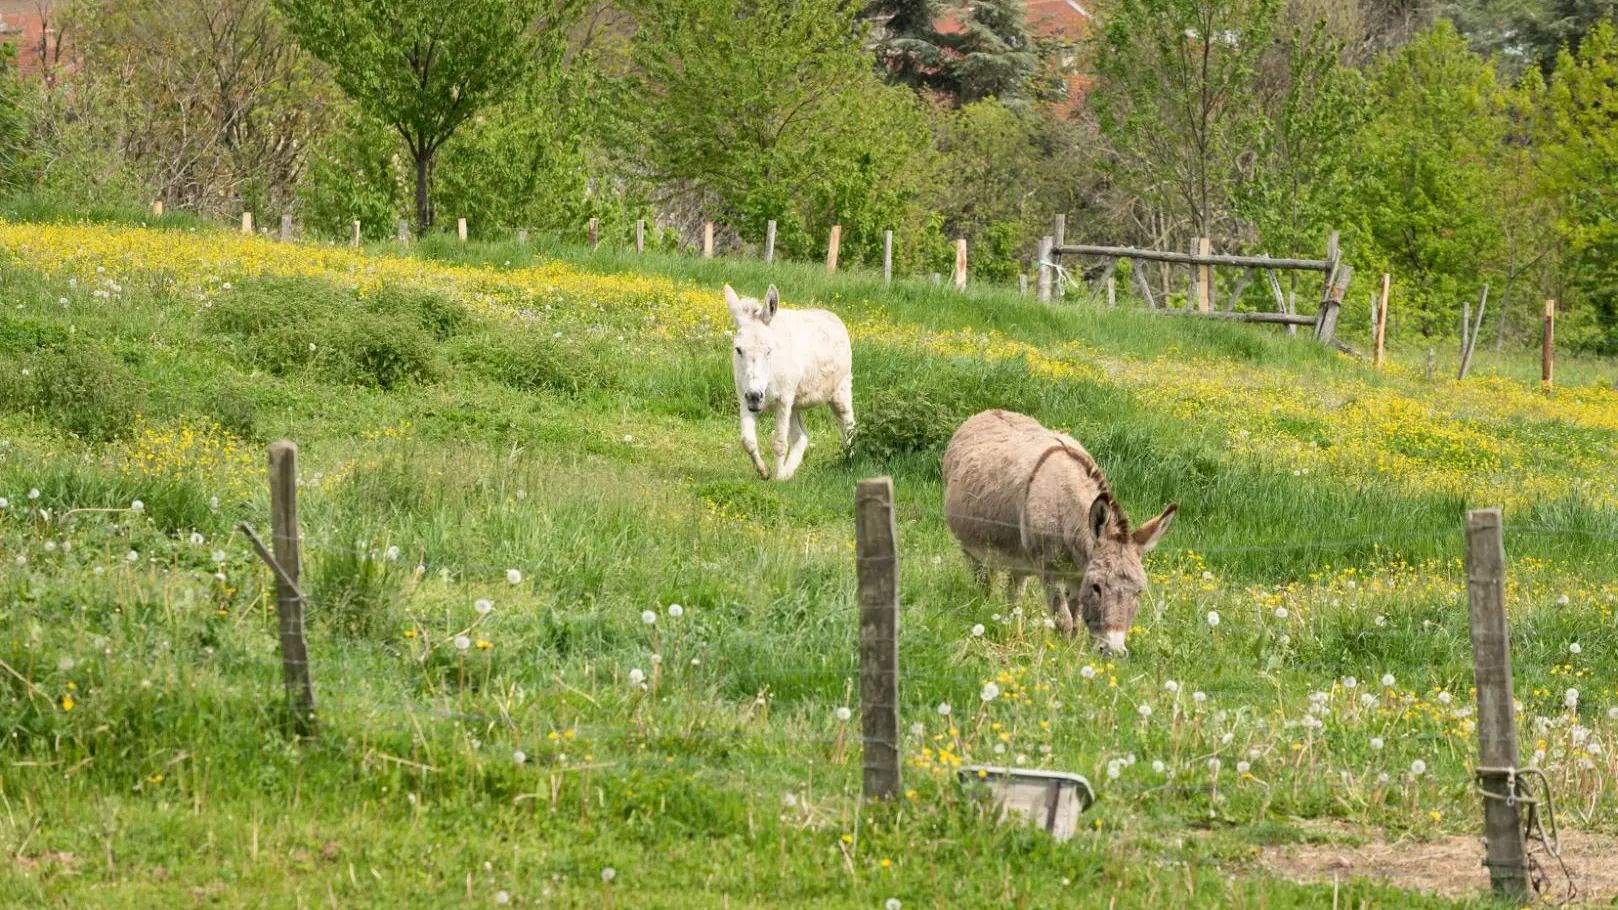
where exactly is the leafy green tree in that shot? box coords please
[1340,20,1509,336]
[0,43,27,193]
[300,105,408,240]
[866,0,950,90]
[1450,0,1618,71]
[628,0,935,264]
[1539,19,1618,349]
[946,0,1040,104]
[275,0,578,230]
[1093,0,1283,239]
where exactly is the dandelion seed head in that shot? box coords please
[667,603,684,618]
[981,682,1000,702]
[1163,680,1179,693]
[641,609,657,625]
[475,599,494,615]
[1569,642,1582,655]
[937,702,951,717]
[628,668,646,686]
[1206,611,1221,627]
[513,750,526,764]
[970,623,985,637]
[601,868,616,883]
[835,706,852,722]
[454,635,471,651]
[1381,673,1395,688]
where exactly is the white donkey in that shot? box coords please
[726,284,855,481]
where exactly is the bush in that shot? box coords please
[202,276,350,337]
[20,341,146,441]
[364,285,470,340]
[452,330,617,395]
[854,350,1041,461]
[332,314,440,390]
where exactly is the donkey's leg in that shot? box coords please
[739,405,769,479]
[963,550,990,590]
[1042,573,1076,636]
[829,375,856,453]
[781,409,810,479]
[769,400,794,481]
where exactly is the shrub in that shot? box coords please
[23,341,146,441]
[364,285,470,340]
[452,330,617,395]
[202,276,350,336]
[854,350,1041,461]
[331,314,440,389]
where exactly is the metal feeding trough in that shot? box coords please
[958,766,1096,842]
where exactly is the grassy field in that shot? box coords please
[2,215,1617,908]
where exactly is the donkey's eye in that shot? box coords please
[734,346,742,356]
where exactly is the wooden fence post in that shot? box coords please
[351,221,361,248]
[1053,215,1067,300]
[152,200,164,218]
[517,229,528,245]
[588,218,599,251]
[826,225,841,272]
[1036,236,1053,304]
[1465,507,1529,903]
[1374,273,1390,368]
[1106,274,1116,308]
[954,238,968,291]
[280,214,294,242]
[764,220,776,264]
[1132,259,1158,309]
[882,230,893,284]
[635,220,645,254]
[398,220,410,245]
[1459,286,1489,381]
[457,218,468,242]
[855,476,901,801]
[269,441,315,737]
[703,222,715,258]
[1314,265,1353,344]
[1195,237,1212,312]
[1543,299,1555,389]
[241,212,254,235]
[1018,273,1028,296]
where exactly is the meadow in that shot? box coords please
[2,215,1617,908]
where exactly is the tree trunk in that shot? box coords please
[415,150,432,231]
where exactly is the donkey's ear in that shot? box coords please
[724,284,752,326]
[1133,503,1177,553]
[1088,496,1111,540]
[762,285,780,324]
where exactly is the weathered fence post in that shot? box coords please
[281,214,294,242]
[588,218,599,251]
[351,221,361,248]
[1465,508,1529,903]
[1195,237,1212,312]
[241,212,254,235]
[1133,259,1158,309]
[152,200,164,218]
[1543,299,1555,389]
[1459,286,1489,381]
[516,229,528,245]
[1314,265,1352,345]
[1106,274,1116,308]
[1374,273,1390,368]
[764,220,776,264]
[954,238,968,291]
[457,218,468,242]
[882,230,893,284]
[398,220,411,245]
[1036,236,1054,304]
[1053,215,1067,300]
[635,220,645,254]
[826,225,841,272]
[1460,300,1472,370]
[703,222,714,259]
[269,442,315,737]
[1018,273,1028,296]
[855,476,900,801]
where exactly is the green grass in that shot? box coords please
[3,218,1617,908]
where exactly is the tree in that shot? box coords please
[628,0,935,263]
[866,0,950,91]
[1340,20,1509,336]
[0,43,26,193]
[945,0,1040,104]
[1449,0,1618,72]
[275,0,577,230]
[1093,0,1283,241]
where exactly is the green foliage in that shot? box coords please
[275,0,578,229]
[854,347,1042,460]
[0,43,27,193]
[299,106,408,241]
[451,330,618,395]
[363,285,471,341]
[5,340,147,442]
[308,535,407,639]
[1340,20,1509,337]
[1540,20,1618,350]
[627,0,936,267]
[945,0,1040,104]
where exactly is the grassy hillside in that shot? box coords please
[2,219,1616,908]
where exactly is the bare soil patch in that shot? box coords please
[1261,825,1618,905]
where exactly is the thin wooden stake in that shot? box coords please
[588,218,599,251]
[1036,236,1054,304]
[1465,508,1529,903]
[1018,273,1028,296]
[954,238,967,291]
[1106,275,1116,307]
[825,225,841,272]
[398,220,410,244]
[1053,215,1067,300]
[855,477,900,801]
[1133,259,1158,309]
[635,220,645,254]
[280,214,294,242]
[1460,300,1472,370]
[882,230,893,284]
[1373,273,1390,368]
[268,442,315,737]
[152,200,164,218]
[764,220,776,264]
[1543,299,1555,389]
[1459,286,1489,380]
[241,212,254,235]
[1195,237,1212,312]
[350,221,361,248]
[457,218,467,242]
[703,222,714,259]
